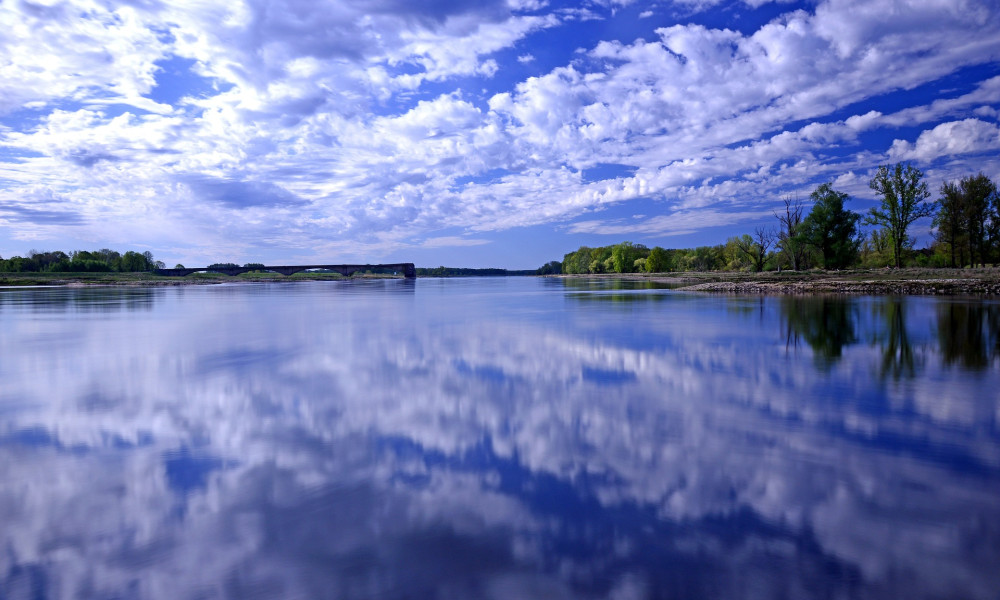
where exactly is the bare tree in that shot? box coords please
[735,227,775,272]
[774,195,805,270]
[753,226,775,272]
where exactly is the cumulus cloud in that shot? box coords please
[0,0,999,262]
[889,118,1000,162]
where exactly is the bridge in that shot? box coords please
[154,263,416,278]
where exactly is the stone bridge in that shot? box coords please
[154,263,416,278]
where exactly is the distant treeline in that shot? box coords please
[541,163,1000,274]
[417,267,536,277]
[0,249,164,273]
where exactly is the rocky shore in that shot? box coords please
[679,277,1000,296]
[563,268,1000,297]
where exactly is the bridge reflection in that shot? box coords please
[155,263,416,278]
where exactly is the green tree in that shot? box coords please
[537,260,561,275]
[724,236,753,271]
[958,173,998,267]
[866,163,934,268]
[860,228,894,268]
[934,180,967,267]
[680,245,724,271]
[610,241,648,273]
[801,183,860,269]
[644,246,672,273]
[589,246,613,273]
[561,247,592,274]
[611,241,635,273]
[733,227,774,272]
[5,256,28,272]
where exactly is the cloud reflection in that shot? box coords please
[0,281,998,599]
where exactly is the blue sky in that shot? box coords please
[1,0,999,269]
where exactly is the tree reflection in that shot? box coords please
[872,298,921,381]
[780,297,858,369]
[937,302,999,370]
[559,277,677,306]
[0,287,160,313]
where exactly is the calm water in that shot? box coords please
[1,278,998,600]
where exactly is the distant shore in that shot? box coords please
[0,271,402,287]
[550,267,1000,296]
[3,268,1000,296]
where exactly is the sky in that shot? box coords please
[1,0,999,269]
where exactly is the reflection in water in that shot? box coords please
[873,298,921,381]
[0,280,998,599]
[0,286,161,312]
[937,302,1000,370]
[780,297,858,368]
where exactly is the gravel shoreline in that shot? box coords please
[678,278,1000,296]
[3,268,1000,296]
[553,268,1000,297]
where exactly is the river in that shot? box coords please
[1,278,998,599]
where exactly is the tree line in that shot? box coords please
[418,266,537,277]
[545,163,999,274]
[0,249,164,273]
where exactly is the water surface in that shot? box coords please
[1,278,998,599]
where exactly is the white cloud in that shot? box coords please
[889,119,1000,162]
[1,0,999,261]
[0,2,168,113]
[420,235,491,248]
[568,209,773,236]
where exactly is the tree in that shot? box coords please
[611,241,635,273]
[537,260,561,275]
[686,245,724,271]
[934,180,967,267]
[725,236,754,271]
[801,183,861,269]
[866,163,934,268]
[610,241,648,273]
[751,227,775,272]
[774,195,806,270]
[958,173,997,267]
[120,251,146,272]
[733,227,774,272]
[589,246,613,274]
[562,247,592,274]
[860,228,895,268]
[644,247,672,273]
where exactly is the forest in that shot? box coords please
[0,248,164,273]
[545,163,1000,275]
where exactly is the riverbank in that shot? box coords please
[0,271,402,286]
[4,268,1000,296]
[556,267,1000,296]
